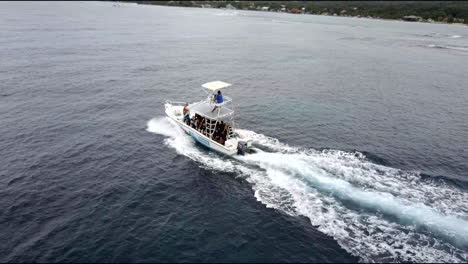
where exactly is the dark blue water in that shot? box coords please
[1,1,468,262]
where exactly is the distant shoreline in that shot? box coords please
[220,7,468,27]
[117,1,468,26]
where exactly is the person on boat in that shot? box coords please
[218,122,227,144]
[190,116,196,128]
[217,122,224,136]
[193,118,199,130]
[199,116,205,132]
[222,123,228,134]
[211,90,223,112]
[214,128,222,144]
[197,116,203,132]
[196,115,202,131]
[214,123,221,140]
[183,104,190,124]
[192,115,197,128]
[211,122,224,145]
[220,122,228,142]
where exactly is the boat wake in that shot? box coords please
[425,44,468,52]
[215,11,239,17]
[271,19,304,25]
[147,117,468,263]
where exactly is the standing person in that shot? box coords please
[183,103,190,124]
[222,123,230,141]
[211,90,224,112]
[199,116,205,132]
[219,122,227,145]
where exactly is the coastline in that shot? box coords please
[123,1,467,27]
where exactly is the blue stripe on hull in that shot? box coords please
[187,130,210,147]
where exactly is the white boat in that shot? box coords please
[165,81,253,156]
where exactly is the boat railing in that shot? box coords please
[218,96,232,106]
[165,100,187,107]
[216,112,235,119]
[206,96,232,107]
[192,109,234,120]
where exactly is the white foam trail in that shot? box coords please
[241,152,468,242]
[426,44,468,52]
[215,11,238,16]
[271,19,303,25]
[449,35,462,38]
[147,117,468,262]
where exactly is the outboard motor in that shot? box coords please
[237,141,248,155]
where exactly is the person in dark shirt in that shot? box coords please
[199,116,205,132]
[219,122,227,145]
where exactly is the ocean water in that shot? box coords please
[1,1,468,262]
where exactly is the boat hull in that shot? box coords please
[165,104,238,156]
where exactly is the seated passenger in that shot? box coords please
[217,91,223,104]
[190,116,195,128]
[199,117,205,131]
[220,122,228,142]
[215,123,226,145]
[213,128,222,144]
[222,123,227,133]
[218,121,225,132]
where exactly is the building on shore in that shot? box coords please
[290,8,302,14]
[402,15,422,22]
[280,4,286,12]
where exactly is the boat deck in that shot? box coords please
[165,104,239,155]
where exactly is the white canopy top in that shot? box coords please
[201,81,232,91]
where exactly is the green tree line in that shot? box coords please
[122,1,468,24]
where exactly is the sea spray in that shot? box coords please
[147,117,468,262]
